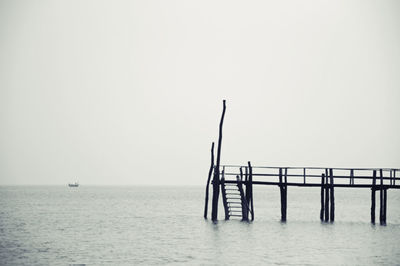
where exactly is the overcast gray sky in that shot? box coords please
[1,0,399,185]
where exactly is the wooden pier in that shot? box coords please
[203,101,399,225]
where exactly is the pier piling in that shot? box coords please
[320,174,325,221]
[371,170,377,224]
[324,171,329,222]
[204,142,214,219]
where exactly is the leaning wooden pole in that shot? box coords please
[211,100,226,221]
[204,142,215,219]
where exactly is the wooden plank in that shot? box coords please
[223,180,400,189]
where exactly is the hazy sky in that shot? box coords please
[1,0,399,185]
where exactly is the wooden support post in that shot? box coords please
[204,142,215,219]
[245,166,250,218]
[329,168,335,222]
[379,169,383,225]
[324,172,329,222]
[320,173,325,221]
[248,161,254,221]
[282,168,288,222]
[220,168,229,220]
[239,167,243,182]
[371,170,376,224]
[303,168,306,184]
[279,168,285,222]
[383,188,387,225]
[394,170,396,186]
[211,100,226,221]
[237,175,248,221]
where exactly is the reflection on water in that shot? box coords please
[0,186,400,265]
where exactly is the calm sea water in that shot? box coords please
[1,186,400,265]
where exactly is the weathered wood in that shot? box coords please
[303,168,306,184]
[237,175,248,221]
[371,170,376,224]
[320,173,325,221]
[329,168,335,222]
[324,172,329,222]
[211,100,226,221]
[248,161,254,221]
[220,168,229,220]
[204,142,215,219]
[380,169,383,225]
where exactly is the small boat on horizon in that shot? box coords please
[68,182,79,187]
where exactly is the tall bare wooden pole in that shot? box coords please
[204,142,215,219]
[211,100,226,221]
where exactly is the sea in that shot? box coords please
[1,186,400,265]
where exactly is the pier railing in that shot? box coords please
[220,165,400,188]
